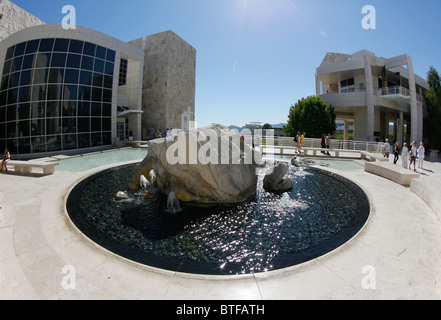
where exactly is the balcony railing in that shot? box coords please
[379,86,410,97]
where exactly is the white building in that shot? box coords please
[316,50,428,144]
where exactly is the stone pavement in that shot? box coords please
[1,157,441,300]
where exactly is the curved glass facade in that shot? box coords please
[0,38,116,155]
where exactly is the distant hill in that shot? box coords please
[228,123,286,131]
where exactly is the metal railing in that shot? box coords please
[379,86,410,97]
[262,137,382,153]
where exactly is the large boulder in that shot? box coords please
[131,124,262,205]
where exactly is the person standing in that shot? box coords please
[321,134,326,154]
[409,141,417,171]
[417,142,425,169]
[384,139,391,160]
[393,142,400,165]
[326,133,331,155]
[1,148,10,172]
[295,131,301,154]
[401,143,409,169]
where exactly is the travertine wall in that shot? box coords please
[130,30,196,139]
[0,0,45,41]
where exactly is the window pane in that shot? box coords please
[63,134,77,150]
[18,86,31,102]
[46,119,61,135]
[78,101,90,116]
[104,61,114,75]
[14,42,26,57]
[22,54,35,70]
[102,118,111,131]
[2,60,12,75]
[62,100,77,117]
[103,75,113,89]
[103,89,112,103]
[48,68,64,83]
[51,53,67,68]
[35,53,52,68]
[79,70,92,85]
[78,133,90,148]
[106,50,116,62]
[46,135,61,151]
[91,117,101,131]
[69,40,83,54]
[18,103,30,120]
[81,56,94,71]
[7,88,18,104]
[31,102,46,119]
[17,137,31,154]
[91,102,101,116]
[64,69,79,84]
[78,117,90,132]
[32,84,47,101]
[20,70,32,86]
[62,117,76,134]
[63,84,78,100]
[46,101,61,118]
[47,84,63,100]
[83,42,96,57]
[54,39,69,52]
[94,59,104,73]
[18,120,30,137]
[92,73,103,87]
[91,132,102,146]
[25,40,40,54]
[0,91,7,106]
[39,39,54,52]
[7,121,17,137]
[10,72,20,87]
[96,46,106,59]
[92,87,102,101]
[33,68,49,84]
[6,46,15,60]
[102,132,111,145]
[11,56,23,73]
[31,118,45,137]
[31,137,46,153]
[78,85,91,100]
[7,104,17,121]
[66,54,81,68]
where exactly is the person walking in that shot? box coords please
[401,142,409,169]
[321,134,326,154]
[326,133,331,155]
[393,142,400,165]
[409,141,417,171]
[295,131,301,154]
[417,142,425,169]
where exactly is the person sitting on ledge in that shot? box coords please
[1,148,10,173]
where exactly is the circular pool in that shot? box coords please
[66,163,370,275]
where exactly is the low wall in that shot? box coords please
[411,177,441,222]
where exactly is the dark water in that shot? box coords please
[67,164,369,275]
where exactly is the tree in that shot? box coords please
[262,123,273,129]
[283,96,336,138]
[424,66,441,150]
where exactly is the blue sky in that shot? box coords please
[11,0,441,127]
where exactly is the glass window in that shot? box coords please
[46,101,61,118]
[18,120,30,137]
[17,137,31,154]
[79,70,92,85]
[66,54,81,69]
[35,53,52,68]
[7,88,18,104]
[106,50,116,62]
[63,84,78,100]
[103,89,112,103]
[7,104,17,121]
[102,132,111,145]
[51,53,67,68]
[39,39,54,52]
[64,69,79,84]
[2,59,12,75]
[94,59,104,73]
[78,85,91,100]
[62,100,77,117]
[32,84,47,101]
[48,68,64,84]
[0,91,7,106]
[46,119,61,135]
[0,122,5,139]
[102,103,112,117]
[12,56,23,73]
[62,117,76,134]
[91,117,101,131]
[119,57,128,86]
[103,75,113,89]
[14,42,26,57]
[46,135,61,151]
[83,42,96,57]
[31,137,46,153]
[53,39,69,52]
[33,68,49,84]
[69,40,83,54]
[10,72,20,87]
[6,46,15,60]
[22,54,35,70]
[18,103,30,120]
[78,133,90,148]
[96,46,106,60]
[47,85,63,101]
[31,101,45,119]
[31,118,45,137]
[91,102,101,116]
[81,56,94,71]
[25,40,40,54]
[63,134,77,150]
[7,122,17,137]
[78,117,90,133]
[18,86,31,102]
[78,101,90,116]
[92,73,103,87]
[20,70,32,86]
[102,118,111,131]
[104,61,114,75]
[91,132,102,146]
[92,87,102,101]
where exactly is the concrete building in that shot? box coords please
[316,50,428,144]
[0,0,196,156]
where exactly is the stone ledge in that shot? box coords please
[411,177,441,222]
[364,161,419,186]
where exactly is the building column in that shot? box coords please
[398,111,404,145]
[406,55,421,143]
[364,55,375,141]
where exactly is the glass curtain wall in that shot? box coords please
[0,38,116,155]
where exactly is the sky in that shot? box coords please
[11,0,441,127]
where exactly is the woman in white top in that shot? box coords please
[417,142,425,169]
[401,143,409,169]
